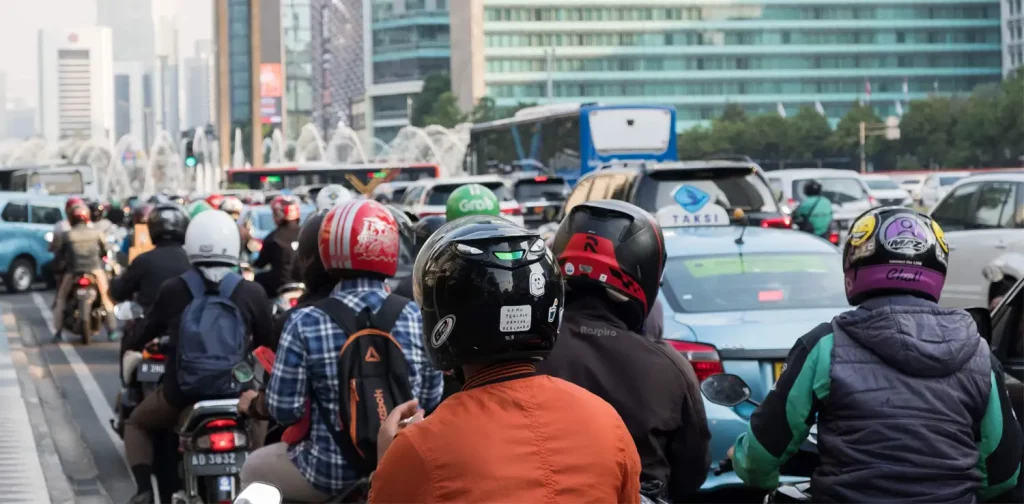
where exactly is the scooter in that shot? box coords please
[701,374,816,503]
[61,273,107,345]
[173,396,250,504]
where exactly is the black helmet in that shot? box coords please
[384,205,414,242]
[413,216,563,372]
[147,203,190,244]
[88,200,107,222]
[803,180,823,196]
[296,210,334,290]
[412,215,447,254]
[843,207,948,305]
[551,200,665,332]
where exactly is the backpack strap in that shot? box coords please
[313,297,361,335]
[182,269,206,298]
[369,294,411,333]
[218,272,243,298]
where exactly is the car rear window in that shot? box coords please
[514,179,567,202]
[662,253,848,313]
[634,167,776,214]
[866,179,900,190]
[426,182,515,206]
[793,177,866,204]
[940,176,965,186]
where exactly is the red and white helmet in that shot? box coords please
[271,195,299,224]
[318,200,400,277]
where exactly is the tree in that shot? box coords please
[410,72,452,127]
[423,92,466,128]
[828,102,881,160]
[786,106,831,160]
[898,97,957,168]
[470,97,500,123]
[719,103,747,123]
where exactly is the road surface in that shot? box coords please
[5,289,133,503]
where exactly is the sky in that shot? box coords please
[0,0,212,108]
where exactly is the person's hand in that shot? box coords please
[727,445,735,461]
[376,399,424,462]
[237,390,259,416]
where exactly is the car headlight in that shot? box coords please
[44,232,53,243]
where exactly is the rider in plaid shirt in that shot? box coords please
[240,201,443,501]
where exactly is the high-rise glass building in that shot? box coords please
[451,1,1004,129]
[284,0,313,137]
[1004,0,1024,74]
[364,0,450,142]
[311,0,364,140]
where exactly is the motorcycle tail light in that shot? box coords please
[77,277,91,287]
[196,430,247,452]
[206,419,237,428]
[141,350,165,361]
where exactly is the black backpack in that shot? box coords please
[311,295,414,473]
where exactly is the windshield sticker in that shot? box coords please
[881,214,931,255]
[674,184,711,213]
[683,255,833,278]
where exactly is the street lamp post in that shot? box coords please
[859,116,901,173]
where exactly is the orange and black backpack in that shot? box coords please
[311,294,413,473]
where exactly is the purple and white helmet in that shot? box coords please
[842,207,949,305]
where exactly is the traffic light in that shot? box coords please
[184,140,197,168]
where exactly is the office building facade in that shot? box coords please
[184,41,214,130]
[1004,0,1024,74]
[450,1,1004,129]
[310,0,364,141]
[37,27,116,144]
[113,61,155,145]
[284,0,314,137]
[98,0,157,146]
[364,0,450,142]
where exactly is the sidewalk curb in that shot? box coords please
[5,302,111,504]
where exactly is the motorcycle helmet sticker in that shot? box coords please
[431,315,456,348]
[880,214,932,255]
[499,305,532,332]
[848,213,878,247]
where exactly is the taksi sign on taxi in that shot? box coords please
[655,184,729,227]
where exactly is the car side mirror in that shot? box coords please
[967,307,992,344]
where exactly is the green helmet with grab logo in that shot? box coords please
[446,183,500,220]
[187,200,213,219]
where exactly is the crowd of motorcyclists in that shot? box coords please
[38,182,1023,504]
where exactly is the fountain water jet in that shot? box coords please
[325,122,369,164]
[295,123,327,162]
[232,128,246,167]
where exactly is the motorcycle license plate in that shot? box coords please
[774,361,786,382]
[136,362,165,382]
[188,451,246,477]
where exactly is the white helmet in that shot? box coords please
[316,184,353,211]
[184,210,241,265]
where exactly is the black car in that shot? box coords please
[561,160,792,229]
[971,273,1023,433]
[510,174,569,226]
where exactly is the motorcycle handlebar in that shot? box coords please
[713,458,733,476]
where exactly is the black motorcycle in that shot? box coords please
[702,374,817,504]
[61,273,107,344]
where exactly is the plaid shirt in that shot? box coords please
[266,278,444,494]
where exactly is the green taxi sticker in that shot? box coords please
[683,255,833,278]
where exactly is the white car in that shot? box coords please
[918,171,972,209]
[398,176,526,227]
[861,174,913,207]
[887,174,927,202]
[930,171,1024,309]
[766,168,876,233]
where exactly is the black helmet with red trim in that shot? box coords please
[551,200,665,332]
[414,215,563,371]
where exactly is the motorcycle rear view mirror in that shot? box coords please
[700,373,752,407]
[114,302,136,321]
[233,482,282,504]
[232,362,255,384]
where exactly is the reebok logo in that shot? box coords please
[374,389,387,421]
[364,347,381,362]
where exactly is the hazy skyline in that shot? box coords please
[0,0,212,108]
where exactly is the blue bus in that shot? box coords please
[464,103,678,185]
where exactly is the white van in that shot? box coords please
[767,168,876,232]
[6,164,99,199]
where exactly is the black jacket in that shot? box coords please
[536,296,711,501]
[140,268,275,409]
[253,223,300,295]
[109,242,191,311]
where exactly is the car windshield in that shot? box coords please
[514,179,567,202]
[940,176,965,186]
[635,168,776,214]
[866,179,900,190]
[794,177,866,204]
[662,252,848,313]
[426,182,515,206]
[254,206,314,231]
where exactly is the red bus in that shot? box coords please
[226,162,441,195]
